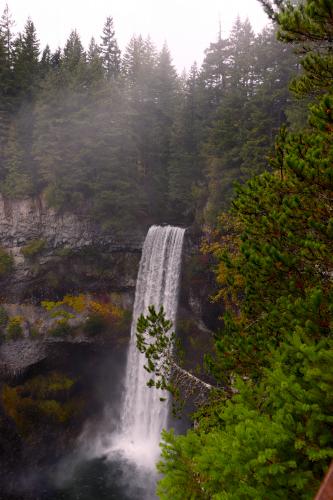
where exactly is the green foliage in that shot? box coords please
[21,238,46,259]
[1,372,78,436]
[207,92,333,381]
[29,325,40,339]
[136,306,175,395]
[100,16,121,80]
[154,3,333,498]
[6,316,23,340]
[158,336,333,500]
[41,294,125,338]
[271,0,333,97]
[203,23,297,225]
[0,247,13,277]
[0,6,297,231]
[83,313,106,336]
[49,319,73,337]
[0,305,8,327]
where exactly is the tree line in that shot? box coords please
[0,5,300,231]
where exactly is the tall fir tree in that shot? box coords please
[99,16,121,80]
[12,18,40,100]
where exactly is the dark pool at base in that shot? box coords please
[1,457,157,500]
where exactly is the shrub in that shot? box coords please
[29,326,40,339]
[89,300,124,322]
[1,372,78,435]
[49,319,73,337]
[83,313,106,336]
[6,316,23,340]
[0,248,14,277]
[21,239,46,259]
[0,306,9,328]
[55,246,73,258]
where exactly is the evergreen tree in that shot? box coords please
[122,35,171,221]
[202,20,297,226]
[168,63,206,223]
[12,18,40,100]
[0,4,14,78]
[100,16,121,80]
[87,37,104,85]
[201,32,231,108]
[142,2,333,498]
[0,4,15,161]
[40,44,52,78]
[273,0,333,97]
[228,17,256,93]
[50,47,62,69]
[62,30,86,86]
[2,119,34,197]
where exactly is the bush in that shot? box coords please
[49,319,73,337]
[1,372,78,435]
[83,313,106,336]
[0,248,14,277]
[55,246,74,258]
[29,326,40,339]
[21,239,46,259]
[0,306,9,328]
[6,316,23,340]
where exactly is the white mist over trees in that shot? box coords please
[0,6,300,232]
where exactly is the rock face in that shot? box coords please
[0,299,133,378]
[0,336,122,379]
[0,195,145,301]
[0,196,218,378]
[0,195,145,249]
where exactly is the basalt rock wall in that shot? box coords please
[0,195,145,301]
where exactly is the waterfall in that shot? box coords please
[113,225,185,468]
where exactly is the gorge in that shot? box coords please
[0,214,206,499]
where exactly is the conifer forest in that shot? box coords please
[0,1,332,499]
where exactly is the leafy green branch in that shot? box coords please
[136,306,223,411]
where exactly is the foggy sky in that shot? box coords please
[3,0,269,71]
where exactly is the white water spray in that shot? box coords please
[112,225,185,468]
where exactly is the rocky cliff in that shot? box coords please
[0,195,145,301]
[0,195,219,378]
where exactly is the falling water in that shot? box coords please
[112,225,185,469]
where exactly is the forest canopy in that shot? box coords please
[0,6,300,231]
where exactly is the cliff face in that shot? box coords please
[0,195,145,301]
[0,198,219,497]
[0,196,219,377]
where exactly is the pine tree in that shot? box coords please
[153,2,333,498]
[201,31,231,108]
[87,37,104,85]
[0,4,14,78]
[40,45,52,78]
[99,16,121,80]
[259,0,333,95]
[168,63,206,223]
[202,20,297,226]
[12,18,40,100]
[50,47,62,69]
[2,120,34,197]
[62,30,86,87]
[0,3,15,157]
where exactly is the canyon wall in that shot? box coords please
[0,195,144,301]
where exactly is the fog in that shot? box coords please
[4,0,268,70]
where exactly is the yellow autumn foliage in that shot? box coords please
[89,300,123,321]
[41,294,124,329]
[202,212,244,312]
